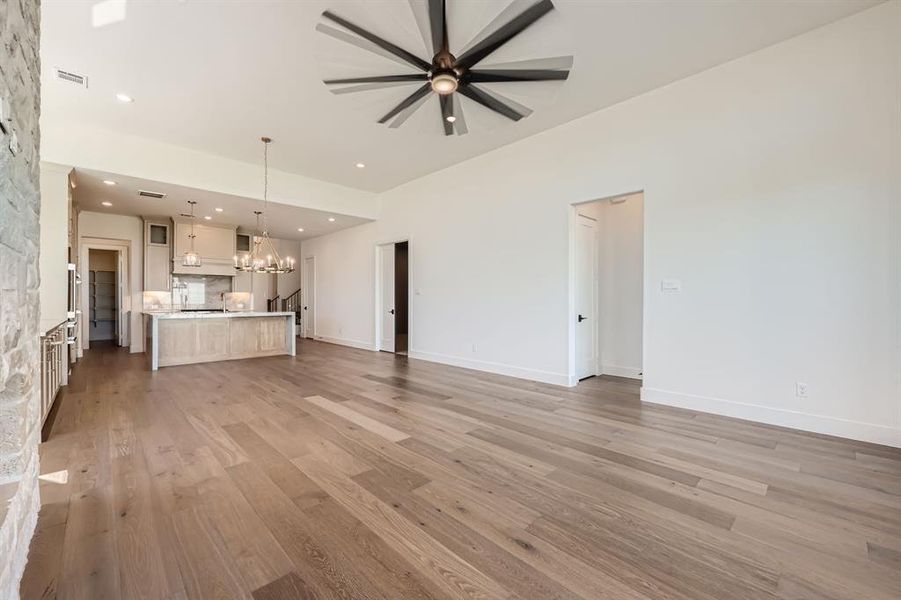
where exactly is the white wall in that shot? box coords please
[303,224,377,349]
[302,3,901,447]
[78,211,144,352]
[38,162,72,333]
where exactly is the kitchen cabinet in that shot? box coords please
[172,221,237,276]
[143,219,171,291]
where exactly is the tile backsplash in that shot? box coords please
[143,275,235,310]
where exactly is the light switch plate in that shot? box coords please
[660,279,682,293]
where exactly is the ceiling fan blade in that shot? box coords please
[322,11,431,72]
[457,0,530,56]
[457,84,526,121]
[455,0,555,70]
[329,81,425,95]
[477,55,573,71]
[324,74,428,85]
[317,23,418,70]
[378,83,433,124]
[428,0,447,55]
[467,69,569,83]
[439,94,453,135]
[389,89,433,128]
[451,94,468,135]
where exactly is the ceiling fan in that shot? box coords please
[318,0,572,135]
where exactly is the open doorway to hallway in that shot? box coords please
[376,240,409,355]
[80,238,131,352]
[572,192,644,381]
[87,249,119,343]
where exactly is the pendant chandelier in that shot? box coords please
[181,200,202,267]
[234,137,295,274]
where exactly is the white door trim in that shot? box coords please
[374,238,410,353]
[574,213,599,381]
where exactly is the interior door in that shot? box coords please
[303,257,315,338]
[575,214,598,379]
[379,244,395,352]
[117,250,128,348]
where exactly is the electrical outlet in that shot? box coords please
[660,279,682,293]
[471,343,477,353]
[795,382,808,398]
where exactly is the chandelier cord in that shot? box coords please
[263,139,269,233]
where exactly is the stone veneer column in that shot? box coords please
[0,0,42,597]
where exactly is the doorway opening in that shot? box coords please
[375,239,410,355]
[79,238,130,352]
[571,192,644,382]
[88,249,118,342]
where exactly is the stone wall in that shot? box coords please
[0,0,42,597]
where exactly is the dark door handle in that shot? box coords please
[577,314,586,322]
[389,309,395,315]
[303,306,308,310]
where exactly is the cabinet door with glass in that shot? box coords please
[144,220,171,291]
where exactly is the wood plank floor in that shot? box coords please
[20,339,901,599]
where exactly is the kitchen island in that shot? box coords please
[144,311,296,370]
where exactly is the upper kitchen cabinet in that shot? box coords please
[172,220,237,276]
[144,219,172,291]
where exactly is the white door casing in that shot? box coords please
[303,256,315,338]
[117,250,127,347]
[574,214,598,379]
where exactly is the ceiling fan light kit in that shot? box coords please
[320,0,572,136]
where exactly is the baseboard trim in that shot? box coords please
[601,364,643,379]
[313,335,376,351]
[641,387,901,448]
[409,349,571,387]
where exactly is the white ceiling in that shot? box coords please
[42,0,880,193]
[73,169,372,241]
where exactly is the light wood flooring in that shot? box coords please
[20,339,901,599]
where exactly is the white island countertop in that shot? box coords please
[144,311,295,320]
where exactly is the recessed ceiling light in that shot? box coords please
[115,93,134,103]
[328,217,336,222]
[446,115,456,123]
[101,201,112,207]
[102,179,116,186]
[214,207,223,212]
[355,162,365,169]
[203,215,212,220]
[297,227,304,232]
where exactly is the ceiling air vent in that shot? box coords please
[54,68,88,88]
[138,190,167,199]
